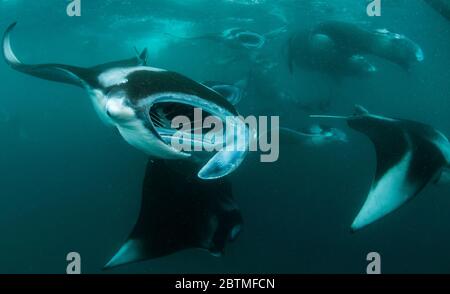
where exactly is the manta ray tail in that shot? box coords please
[104,159,242,269]
[259,127,308,146]
[309,105,369,120]
[2,22,93,88]
[309,115,348,119]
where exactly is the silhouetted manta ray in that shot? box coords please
[288,21,424,77]
[3,22,249,180]
[312,106,450,231]
[166,26,286,51]
[104,159,242,269]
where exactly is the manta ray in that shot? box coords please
[167,26,286,51]
[278,125,348,147]
[2,22,249,268]
[166,26,286,67]
[288,21,424,77]
[312,106,450,231]
[104,158,243,268]
[3,22,250,180]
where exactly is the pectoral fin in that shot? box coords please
[3,22,148,89]
[3,22,91,88]
[348,113,448,231]
[198,120,249,180]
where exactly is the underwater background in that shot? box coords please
[0,0,450,273]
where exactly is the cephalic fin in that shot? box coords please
[197,119,249,180]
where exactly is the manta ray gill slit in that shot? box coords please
[149,102,223,148]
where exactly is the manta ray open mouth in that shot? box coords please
[237,32,265,48]
[149,102,224,149]
[237,33,261,45]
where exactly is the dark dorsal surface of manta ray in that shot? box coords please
[3,22,250,180]
[312,106,450,231]
[104,158,242,269]
[312,21,424,70]
[287,30,378,77]
[424,0,450,21]
[288,21,424,76]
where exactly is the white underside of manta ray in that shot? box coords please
[312,106,450,231]
[2,22,250,180]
